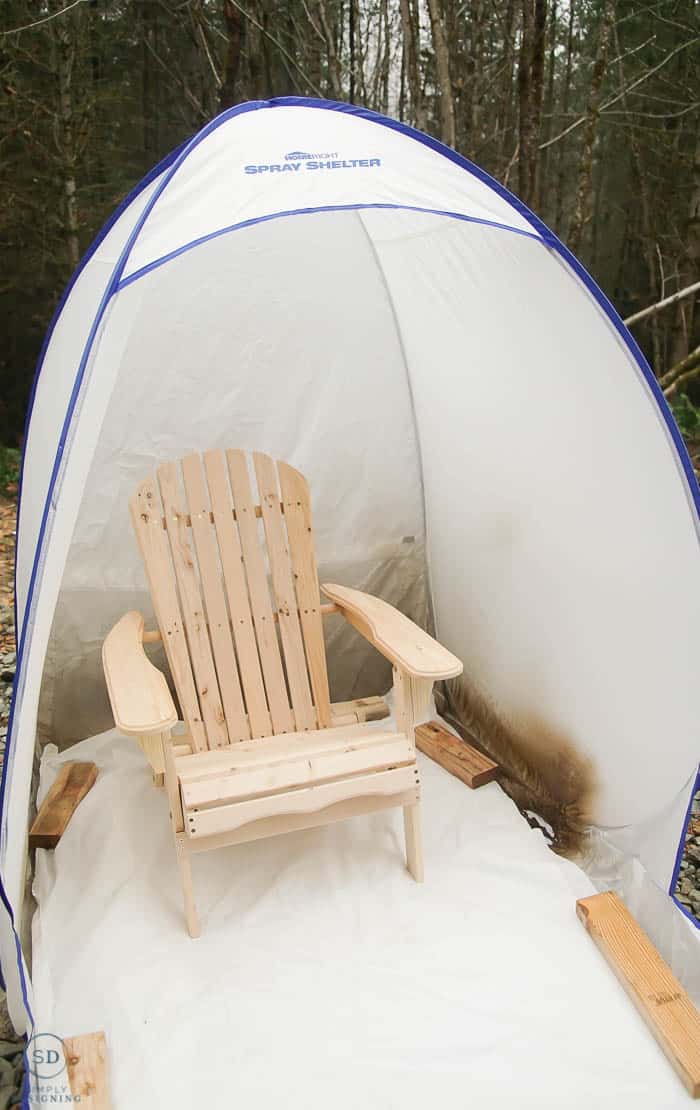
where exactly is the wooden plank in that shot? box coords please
[102,610,177,736]
[576,891,700,1098]
[226,449,293,734]
[176,723,401,781]
[415,720,499,788]
[181,737,416,809]
[322,582,463,680]
[29,762,98,849]
[63,1032,111,1109]
[278,459,332,728]
[188,788,419,854]
[182,453,249,741]
[185,764,420,838]
[204,450,271,738]
[158,461,229,750]
[330,696,390,725]
[254,452,316,731]
[130,479,208,753]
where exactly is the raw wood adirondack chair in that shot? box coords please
[102,450,462,936]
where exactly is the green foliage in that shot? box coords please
[670,394,700,438]
[0,447,20,499]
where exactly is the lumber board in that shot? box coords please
[176,723,401,781]
[130,478,208,752]
[278,459,332,728]
[322,582,463,680]
[254,452,316,731]
[181,737,415,809]
[204,449,271,739]
[227,449,294,734]
[64,1031,111,1109]
[330,695,390,725]
[185,764,419,838]
[102,610,177,736]
[576,891,700,1098]
[415,720,498,788]
[158,461,229,749]
[182,452,249,741]
[29,762,98,849]
[185,787,419,853]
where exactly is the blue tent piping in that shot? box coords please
[4,96,700,1019]
[0,139,185,1012]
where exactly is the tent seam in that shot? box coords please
[354,209,435,637]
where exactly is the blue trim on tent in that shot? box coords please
[0,140,185,1024]
[12,140,186,638]
[669,766,700,930]
[4,95,700,1024]
[117,202,543,290]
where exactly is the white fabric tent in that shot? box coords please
[3,97,700,1033]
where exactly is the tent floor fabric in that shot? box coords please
[32,727,691,1109]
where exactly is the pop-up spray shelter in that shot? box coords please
[3,99,700,1057]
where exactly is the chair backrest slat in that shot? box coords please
[226,450,295,735]
[254,452,317,731]
[131,450,332,750]
[157,461,230,749]
[130,478,208,752]
[204,450,272,739]
[278,460,332,728]
[182,454,250,742]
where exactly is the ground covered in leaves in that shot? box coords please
[0,490,23,1110]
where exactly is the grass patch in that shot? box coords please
[0,447,20,499]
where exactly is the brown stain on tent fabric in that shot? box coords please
[438,676,597,856]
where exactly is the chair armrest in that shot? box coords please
[102,611,178,735]
[321,583,463,680]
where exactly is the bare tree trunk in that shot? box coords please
[462,0,486,157]
[399,0,426,130]
[517,0,546,206]
[496,0,517,177]
[349,0,356,100]
[220,0,245,109]
[670,130,700,365]
[426,0,456,147]
[53,0,80,268]
[317,0,343,99]
[567,0,615,255]
[554,0,575,234]
[537,0,556,211]
[611,19,661,369]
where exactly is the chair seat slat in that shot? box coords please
[181,737,415,809]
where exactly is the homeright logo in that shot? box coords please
[245,151,381,174]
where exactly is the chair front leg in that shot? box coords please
[393,668,432,883]
[137,731,168,786]
[162,731,201,937]
[393,668,434,743]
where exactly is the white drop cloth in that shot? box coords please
[31,729,693,1108]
